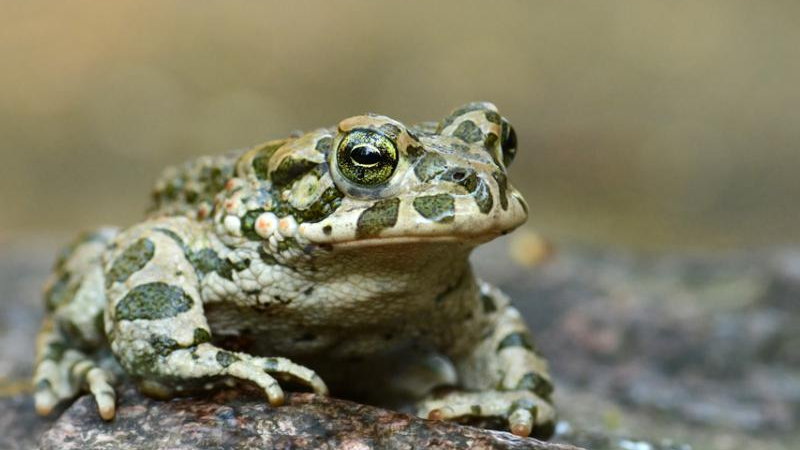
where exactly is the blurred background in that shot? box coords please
[1,0,799,249]
[1,2,799,450]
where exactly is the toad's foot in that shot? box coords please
[234,352,330,401]
[418,389,556,439]
[135,344,328,409]
[33,347,116,420]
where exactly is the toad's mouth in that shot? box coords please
[298,191,528,247]
[328,233,498,249]
[302,219,524,249]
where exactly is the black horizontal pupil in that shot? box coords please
[350,145,382,166]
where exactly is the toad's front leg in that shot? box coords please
[104,218,326,418]
[418,281,556,439]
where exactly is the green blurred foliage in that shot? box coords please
[1,0,799,249]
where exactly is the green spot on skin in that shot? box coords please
[516,372,554,399]
[155,228,186,252]
[216,351,239,368]
[497,332,535,352]
[517,196,528,215]
[484,133,503,168]
[150,335,180,356]
[258,246,279,265]
[484,132,499,149]
[270,157,319,189]
[252,142,286,180]
[443,167,478,191]
[315,136,332,153]
[473,179,494,214]
[252,157,270,180]
[492,172,509,210]
[94,311,106,338]
[156,228,234,280]
[452,120,483,143]
[185,190,198,204]
[356,198,400,238]
[413,194,455,223]
[61,321,87,346]
[439,102,491,130]
[162,180,181,201]
[292,186,344,223]
[451,142,470,154]
[188,248,225,276]
[193,328,211,345]
[263,357,280,372]
[406,144,424,160]
[106,238,156,288]
[218,258,251,280]
[44,342,68,361]
[484,110,502,124]
[45,272,78,311]
[441,168,493,214]
[200,166,229,195]
[378,123,402,140]
[115,282,194,321]
[414,153,447,182]
[276,238,301,254]
[241,209,266,241]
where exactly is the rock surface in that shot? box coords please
[37,386,578,450]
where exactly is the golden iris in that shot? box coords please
[336,129,398,186]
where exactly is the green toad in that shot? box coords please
[33,102,556,438]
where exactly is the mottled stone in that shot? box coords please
[38,385,581,450]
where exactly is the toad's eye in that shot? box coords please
[337,129,398,186]
[500,120,517,167]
